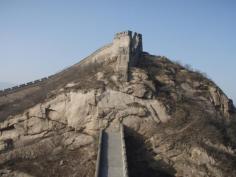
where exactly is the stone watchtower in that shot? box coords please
[111,31,143,81]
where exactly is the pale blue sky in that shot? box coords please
[0,0,235,102]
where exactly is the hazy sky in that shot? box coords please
[0,0,235,102]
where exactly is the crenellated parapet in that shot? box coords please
[0,31,144,95]
[114,31,132,39]
[0,76,55,95]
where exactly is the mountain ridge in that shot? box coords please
[0,31,235,177]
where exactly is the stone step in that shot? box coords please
[99,129,125,177]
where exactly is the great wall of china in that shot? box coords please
[95,124,129,177]
[0,31,143,95]
[0,76,54,95]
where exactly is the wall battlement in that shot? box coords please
[113,31,142,45]
[0,76,55,95]
[114,31,132,39]
[0,31,143,94]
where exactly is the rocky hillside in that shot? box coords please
[0,31,236,177]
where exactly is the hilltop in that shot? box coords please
[0,31,236,177]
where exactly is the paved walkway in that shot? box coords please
[99,127,124,177]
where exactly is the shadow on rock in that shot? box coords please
[124,126,176,177]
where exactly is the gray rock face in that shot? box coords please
[209,86,235,117]
[0,32,236,177]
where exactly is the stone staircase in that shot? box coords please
[96,124,128,177]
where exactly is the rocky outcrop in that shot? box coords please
[0,31,235,177]
[209,86,235,117]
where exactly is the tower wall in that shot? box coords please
[130,32,143,67]
[112,31,132,81]
[112,31,143,81]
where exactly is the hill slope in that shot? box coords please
[0,31,236,177]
